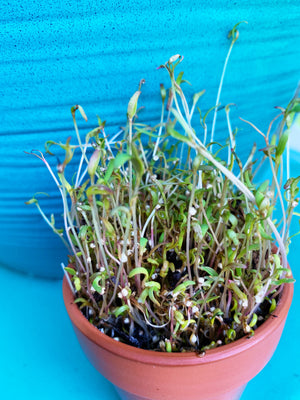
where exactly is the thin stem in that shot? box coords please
[210,41,235,149]
[35,202,71,251]
[152,103,165,160]
[186,171,197,292]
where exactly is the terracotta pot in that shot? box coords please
[63,277,293,400]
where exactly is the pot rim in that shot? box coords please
[63,275,293,366]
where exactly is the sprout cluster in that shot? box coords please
[28,26,299,353]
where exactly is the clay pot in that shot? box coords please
[63,277,293,400]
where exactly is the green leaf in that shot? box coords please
[202,105,218,125]
[85,126,102,143]
[173,280,195,294]
[276,130,289,158]
[196,295,220,305]
[86,185,113,199]
[114,152,132,169]
[228,282,247,301]
[102,218,115,236]
[291,103,300,113]
[255,180,269,208]
[226,229,239,246]
[258,223,273,241]
[140,237,148,247]
[272,253,281,269]
[104,159,115,182]
[88,149,101,178]
[249,313,258,328]
[145,281,161,289]
[127,91,141,120]
[64,267,76,276]
[140,237,148,255]
[244,213,256,237]
[165,339,172,352]
[110,205,130,217]
[192,154,203,171]
[271,278,295,285]
[176,71,184,85]
[74,298,91,308]
[79,204,91,211]
[228,214,238,229]
[74,276,81,291]
[160,83,167,102]
[227,21,248,43]
[148,287,160,306]
[50,213,55,227]
[78,225,89,239]
[159,232,164,243]
[169,109,195,143]
[128,267,149,280]
[199,266,219,277]
[92,276,104,294]
[69,233,79,247]
[104,152,131,182]
[226,329,237,340]
[167,125,191,144]
[58,172,72,192]
[286,113,295,129]
[174,310,184,323]
[113,305,129,318]
[25,197,38,205]
[138,288,149,304]
[244,170,255,190]
[77,105,88,121]
[269,298,276,313]
[131,143,145,182]
[193,90,205,106]
[147,258,160,266]
[237,243,257,259]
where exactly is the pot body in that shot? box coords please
[1,1,300,278]
[115,386,246,400]
[63,277,293,400]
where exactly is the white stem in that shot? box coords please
[61,263,75,294]
[77,166,88,187]
[152,104,165,160]
[268,155,286,241]
[287,136,290,199]
[211,42,234,149]
[225,107,235,165]
[141,206,161,239]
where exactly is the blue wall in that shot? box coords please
[1,0,299,277]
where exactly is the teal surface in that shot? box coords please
[1,0,300,278]
[1,151,299,399]
[0,232,299,399]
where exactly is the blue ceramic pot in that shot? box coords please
[1,1,299,278]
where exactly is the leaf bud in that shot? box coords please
[160,84,166,102]
[88,149,101,178]
[192,154,202,171]
[127,91,141,121]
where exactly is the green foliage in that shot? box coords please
[28,25,299,353]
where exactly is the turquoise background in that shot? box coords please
[1,0,300,278]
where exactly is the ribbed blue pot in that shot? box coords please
[1,0,299,278]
